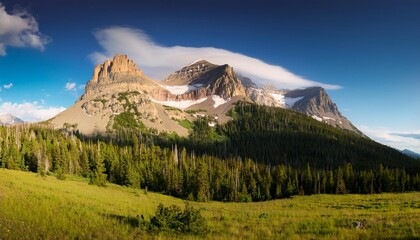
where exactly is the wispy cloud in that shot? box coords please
[0,2,50,56]
[358,125,420,153]
[0,101,65,122]
[90,27,341,90]
[65,82,76,91]
[391,133,420,140]
[3,82,13,89]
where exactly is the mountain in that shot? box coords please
[286,87,362,134]
[49,54,361,136]
[0,114,24,125]
[50,55,248,135]
[401,149,420,159]
[245,86,361,134]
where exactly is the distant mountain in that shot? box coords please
[245,86,361,134]
[50,54,361,136]
[0,114,24,125]
[401,149,420,159]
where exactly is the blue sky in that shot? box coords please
[0,0,419,152]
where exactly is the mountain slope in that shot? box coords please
[187,102,419,172]
[2,169,419,239]
[50,55,248,136]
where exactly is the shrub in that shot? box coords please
[142,203,208,235]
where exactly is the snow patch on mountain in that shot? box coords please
[285,96,304,107]
[161,84,203,95]
[212,95,227,108]
[152,97,207,109]
[269,93,303,108]
[322,116,336,121]
[312,115,323,122]
[188,59,205,66]
[269,93,285,105]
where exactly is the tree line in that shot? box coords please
[0,123,419,202]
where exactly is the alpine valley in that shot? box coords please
[1,55,420,239]
[39,53,419,177]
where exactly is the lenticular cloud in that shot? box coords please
[90,27,341,90]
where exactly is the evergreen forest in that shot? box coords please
[1,102,419,202]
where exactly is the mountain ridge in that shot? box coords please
[401,149,420,159]
[50,54,362,136]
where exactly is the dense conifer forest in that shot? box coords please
[0,102,419,202]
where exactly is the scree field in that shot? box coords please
[0,169,419,239]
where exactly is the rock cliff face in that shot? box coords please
[50,54,362,136]
[285,87,363,134]
[81,54,165,100]
[163,60,246,100]
[164,60,218,85]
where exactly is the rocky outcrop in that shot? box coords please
[91,54,143,82]
[286,87,340,116]
[164,60,218,85]
[81,54,163,99]
[246,88,282,107]
[164,62,246,101]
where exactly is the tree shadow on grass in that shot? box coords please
[102,213,140,228]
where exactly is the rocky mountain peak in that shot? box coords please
[164,59,218,85]
[207,64,246,99]
[285,87,339,115]
[81,54,161,100]
[91,54,143,84]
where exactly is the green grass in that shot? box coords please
[163,105,183,112]
[178,119,193,129]
[0,169,419,239]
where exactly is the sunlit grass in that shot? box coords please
[0,169,419,239]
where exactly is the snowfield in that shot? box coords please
[269,93,304,107]
[161,84,203,95]
[285,96,304,107]
[269,93,285,105]
[152,97,207,109]
[212,95,227,108]
[312,115,323,122]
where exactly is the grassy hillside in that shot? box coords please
[0,169,419,239]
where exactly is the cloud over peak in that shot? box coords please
[0,2,50,56]
[90,27,341,90]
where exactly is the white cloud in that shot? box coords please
[0,101,65,122]
[90,27,341,90]
[3,82,12,89]
[0,3,49,56]
[358,125,420,153]
[65,82,76,91]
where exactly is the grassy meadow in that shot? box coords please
[0,168,419,239]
